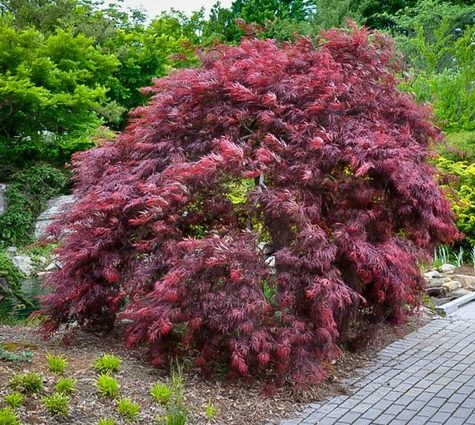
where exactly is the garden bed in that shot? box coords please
[0,318,425,424]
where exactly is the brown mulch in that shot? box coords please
[0,318,427,425]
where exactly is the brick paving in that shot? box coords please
[281,303,475,425]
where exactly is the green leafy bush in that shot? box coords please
[150,383,172,405]
[204,401,217,421]
[117,398,140,422]
[55,377,76,395]
[440,131,475,161]
[0,407,20,425]
[9,371,43,394]
[437,156,475,246]
[94,353,122,374]
[394,0,475,132]
[98,419,116,425]
[96,374,120,398]
[42,392,69,417]
[0,164,68,247]
[46,353,68,374]
[3,393,23,409]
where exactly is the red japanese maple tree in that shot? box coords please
[40,25,458,384]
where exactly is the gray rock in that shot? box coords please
[442,280,462,292]
[0,183,6,215]
[426,276,452,288]
[452,274,475,289]
[450,288,473,298]
[12,255,33,276]
[265,256,276,268]
[424,270,442,279]
[440,263,456,273]
[34,195,74,238]
[257,242,274,255]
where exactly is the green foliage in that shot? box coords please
[3,393,23,410]
[204,401,217,421]
[98,419,116,425]
[0,344,32,362]
[394,0,475,132]
[436,156,475,246]
[42,392,69,417]
[9,371,43,394]
[440,131,475,161]
[0,16,118,163]
[0,164,68,247]
[0,251,29,309]
[55,377,76,395]
[117,398,140,422]
[155,364,187,424]
[0,407,20,425]
[150,383,172,405]
[94,353,122,374]
[46,353,68,374]
[96,374,120,398]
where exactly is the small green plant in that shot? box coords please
[151,382,172,405]
[117,398,140,422]
[55,377,77,395]
[161,407,187,425]
[0,407,20,425]
[94,354,122,374]
[96,374,120,398]
[9,371,43,394]
[433,245,450,268]
[47,353,68,374]
[454,247,464,268]
[98,419,116,425]
[204,401,217,421]
[42,392,69,417]
[3,393,23,409]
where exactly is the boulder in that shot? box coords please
[0,183,6,215]
[426,276,452,288]
[265,256,276,268]
[440,263,456,274]
[424,270,442,279]
[34,195,74,238]
[450,288,473,298]
[442,280,462,292]
[12,255,33,276]
[452,274,475,289]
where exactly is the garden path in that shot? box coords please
[281,303,475,425]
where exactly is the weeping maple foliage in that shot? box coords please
[40,25,459,384]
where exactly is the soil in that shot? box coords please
[0,318,427,425]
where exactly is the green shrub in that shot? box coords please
[47,353,68,374]
[55,377,76,395]
[94,354,122,374]
[436,156,475,246]
[0,164,68,247]
[9,371,43,394]
[0,407,20,425]
[3,393,23,409]
[440,131,475,161]
[117,398,140,422]
[157,408,187,425]
[98,419,116,425]
[150,383,172,405]
[96,374,120,398]
[42,392,69,417]
[204,401,217,421]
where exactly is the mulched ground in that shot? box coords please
[0,318,427,425]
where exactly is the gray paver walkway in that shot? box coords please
[281,302,475,425]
